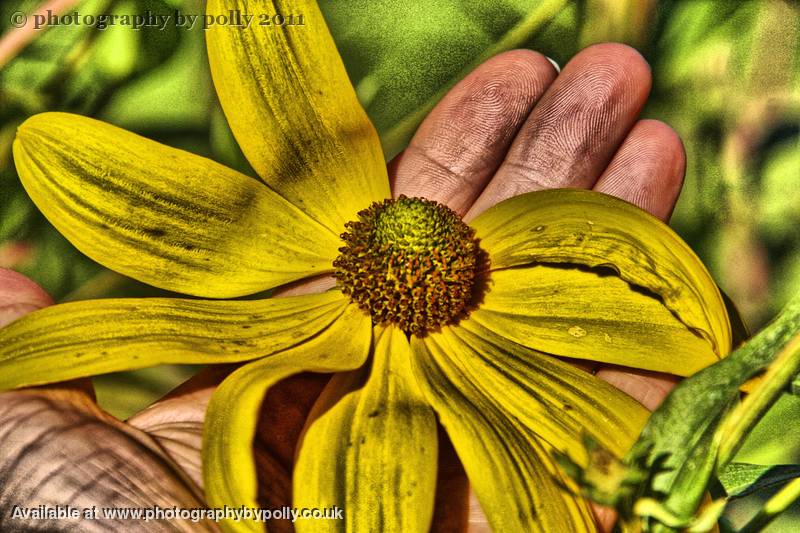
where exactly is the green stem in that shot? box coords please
[716,332,800,468]
[740,477,800,533]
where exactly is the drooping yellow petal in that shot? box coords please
[441,322,648,460]
[13,112,340,298]
[294,325,437,533]
[472,266,719,374]
[0,291,347,390]
[470,189,731,356]
[206,0,390,234]
[202,304,372,533]
[411,335,598,532]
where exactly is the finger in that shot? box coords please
[0,268,53,327]
[595,367,678,411]
[592,119,686,221]
[591,120,685,412]
[391,49,558,215]
[467,43,652,219]
[127,365,233,486]
[592,504,618,533]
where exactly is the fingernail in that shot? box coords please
[545,56,561,73]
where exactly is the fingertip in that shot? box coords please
[576,42,652,93]
[639,118,687,199]
[639,119,686,181]
[0,269,53,327]
[562,43,653,121]
[593,119,686,221]
[482,49,559,82]
[392,48,558,213]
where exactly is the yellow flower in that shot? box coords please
[1,1,731,531]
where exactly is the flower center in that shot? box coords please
[334,196,483,335]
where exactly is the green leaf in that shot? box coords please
[719,463,800,499]
[717,333,800,468]
[733,394,800,466]
[620,296,800,531]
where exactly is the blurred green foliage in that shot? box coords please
[0,0,798,528]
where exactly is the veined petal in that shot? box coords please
[13,113,340,298]
[442,322,648,460]
[470,189,731,356]
[0,291,347,390]
[203,304,372,533]
[473,266,719,374]
[411,335,597,532]
[294,326,437,533]
[206,0,390,234]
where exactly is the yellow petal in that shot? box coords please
[441,322,648,460]
[13,112,340,298]
[0,291,347,390]
[471,189,731,356]
[202,304,372,533]
[294,325,437,533]
[206,0,390,234]
[472,265,719,374]
[411,334,598,532]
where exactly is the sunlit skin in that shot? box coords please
[0,43,686,531]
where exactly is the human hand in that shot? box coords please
[0,43,686,532]
[388,42,684,531]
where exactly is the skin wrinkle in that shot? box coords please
[1,402,111,501]
[13,424,114,504]
[63,453,127,503]
[0,401,89,490]
[467,44,652,219]
[594,120,686,220]
[392,50,557,214]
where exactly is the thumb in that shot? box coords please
[0,268,53,326]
